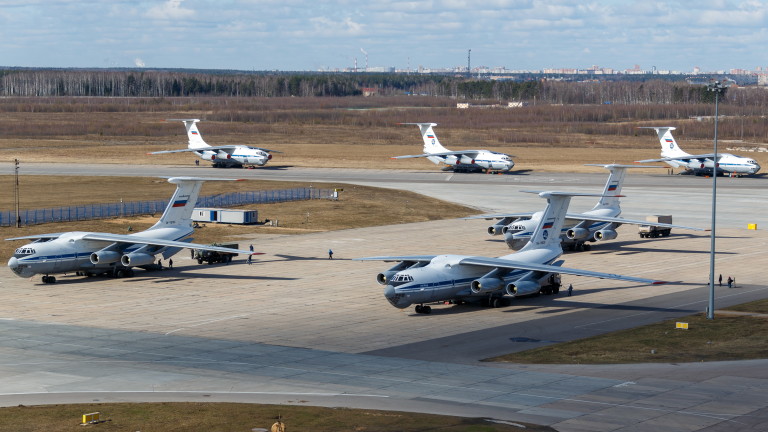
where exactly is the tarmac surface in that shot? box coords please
[1,163,767,431]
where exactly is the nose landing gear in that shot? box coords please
[41,275,56,284]
[414,304,432,314]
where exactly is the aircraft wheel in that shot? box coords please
[583,243,591,251]
[422,306,432,314]
[553,285,560,294]
[415,305,423,314]
[116,269,126,278]
[491,298,501,308]
[126,269,135,277]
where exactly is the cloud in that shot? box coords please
[134,57,146,67]
[145,0,194,20]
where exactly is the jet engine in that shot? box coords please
[121,252,156,267]
[505,280,540,297]
[200,151,218,161]
[470,277,504,294]
[594,229,618,241]
[217,151,232,160]
[566,228,590,240]
[488,217,514,236]
[89,250,121,265]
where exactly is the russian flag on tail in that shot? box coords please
[172,200,188,207]
[607,182,618,191]
[542,219,554,229]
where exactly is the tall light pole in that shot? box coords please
[707,80,725,320]
[14,159,20,228]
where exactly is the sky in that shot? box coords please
[1,0,767,72]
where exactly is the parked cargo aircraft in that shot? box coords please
[358,191,664,314]
[476,164,704,251]
[392,123,514,173]
[637,127,760,175]
[150,119,282,168]
[7,177,258,284]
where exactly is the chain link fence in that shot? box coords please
[2,187,333,227]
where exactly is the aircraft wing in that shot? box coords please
[636,154,722,163]
[459,256,665,285]
[355,255,436,263]
[392,150,483,159]
[6,233,68,241]
[463,212,535,221]
[150,145,283,155]
[80,233,260,255]
[565,213,707,231]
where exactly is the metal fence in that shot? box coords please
[1,187,334,227]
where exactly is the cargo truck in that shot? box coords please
[639,215,672,238]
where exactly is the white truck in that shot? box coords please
[639,215,672,238]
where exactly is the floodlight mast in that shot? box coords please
[707,80,726,320]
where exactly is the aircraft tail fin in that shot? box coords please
[401,122,450,154]
[521,191,613,252]
[149,177,239,230]
[168,118,208,150]
[641,126,688,158]
[585,164,633,210]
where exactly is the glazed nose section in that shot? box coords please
[7,256,27,277]
[384,284,408,309]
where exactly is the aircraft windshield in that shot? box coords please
[13,247,36,257]
[390,273,414,286]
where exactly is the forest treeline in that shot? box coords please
[3,68,768,106]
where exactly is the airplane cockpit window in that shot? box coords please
[13,247,36,258]
[390,273,414,286]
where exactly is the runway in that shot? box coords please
[1,163,767,431]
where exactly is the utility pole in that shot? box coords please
[14,159,20,228]
[706,80,726,320]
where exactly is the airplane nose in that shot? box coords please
[8,257,18,269]
[384,285,409,309]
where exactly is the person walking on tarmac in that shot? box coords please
[328,249,334,260]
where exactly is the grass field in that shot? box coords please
[487,298,768,364]
[2,100,767,172]
[0,403,554,432]
[0,176,477,262]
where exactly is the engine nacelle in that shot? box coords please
[200,151,217,161]
[505,280,540,297]
[470,277,504,294]
[90,250,121,265]
[488,223,507,236]
[377,271,396,285]
[566,227,590,240]
[217,151,232,160]
[121,252,156,267]
[594,229,618,241]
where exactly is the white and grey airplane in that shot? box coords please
[150,119,282,168]
[637,126,760,176]
[392,123,515,173]
[7,177,258,284]
[476,164,704,251]
[358,191,664,314]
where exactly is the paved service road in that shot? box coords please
[1,163,767,431]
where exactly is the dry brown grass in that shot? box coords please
[0,176,476,262]
[488,300,768,364]
[0,402,553,432]
[2,99,766,172]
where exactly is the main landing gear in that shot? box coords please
[42,275,56,284]
[414,304,432,314]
